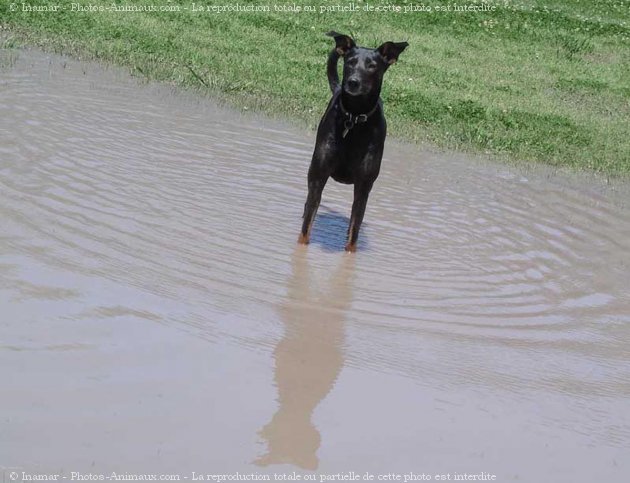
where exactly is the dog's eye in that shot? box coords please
[367,63,377,71]
[347,59,358,66]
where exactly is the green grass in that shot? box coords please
[1,0,629,174]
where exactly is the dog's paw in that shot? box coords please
[344,242,357,253]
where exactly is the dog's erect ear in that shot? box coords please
[326,31,356,56]
[377,41,409,65]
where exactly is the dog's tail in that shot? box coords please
[327,48,341,94]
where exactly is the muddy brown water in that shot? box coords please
[1,49,630,482]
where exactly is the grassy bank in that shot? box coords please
[1,0,629,174]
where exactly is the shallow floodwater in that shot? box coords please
[1,49,630,482]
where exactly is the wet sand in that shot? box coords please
[1,49,630,482]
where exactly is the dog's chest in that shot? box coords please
[329,142,367,184]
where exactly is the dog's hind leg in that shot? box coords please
[345,180,373,252]
[298,174,328,245]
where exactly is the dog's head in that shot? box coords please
[327,31,408,97]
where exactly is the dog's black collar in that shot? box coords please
[339,97,380,138]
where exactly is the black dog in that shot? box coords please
[298,31,408,252]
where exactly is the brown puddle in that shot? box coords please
[1,49,630,482]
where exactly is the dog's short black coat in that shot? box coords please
[298,31,408,252]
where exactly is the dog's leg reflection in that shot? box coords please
[255,248,355,470]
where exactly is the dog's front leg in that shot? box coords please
[298,173,328,245]
[345,180,373,252]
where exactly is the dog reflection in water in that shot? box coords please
[255,247,355,469]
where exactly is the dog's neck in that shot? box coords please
[340,90,380,116]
